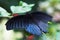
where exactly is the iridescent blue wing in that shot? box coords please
[25,24,42,35]
[25,11,52,35]
[34,20,48,33]
[25,21,42,35]
[30,12,52,33]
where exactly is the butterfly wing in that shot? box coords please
[6,11,52,35]
[35,20,48,33]
[31,11,52,23]
[6,16,25,30]
[29,12,52,33]
[6,14,32,30]
[25,21,42,35]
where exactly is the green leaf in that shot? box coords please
[10,1,35,14]
[0,7,10,17]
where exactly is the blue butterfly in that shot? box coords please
[6,11,52,35]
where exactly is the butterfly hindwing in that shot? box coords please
[31,18,49,33]
[24,15,43,35]
[37,21,48,33]
[29,12,52,33]
[25,22,42,35]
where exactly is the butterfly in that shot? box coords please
[5,11,52,35]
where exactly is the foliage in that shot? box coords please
[10,1,35,14]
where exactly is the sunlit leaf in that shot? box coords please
[0,7,10,17]
[10,1,35,14]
